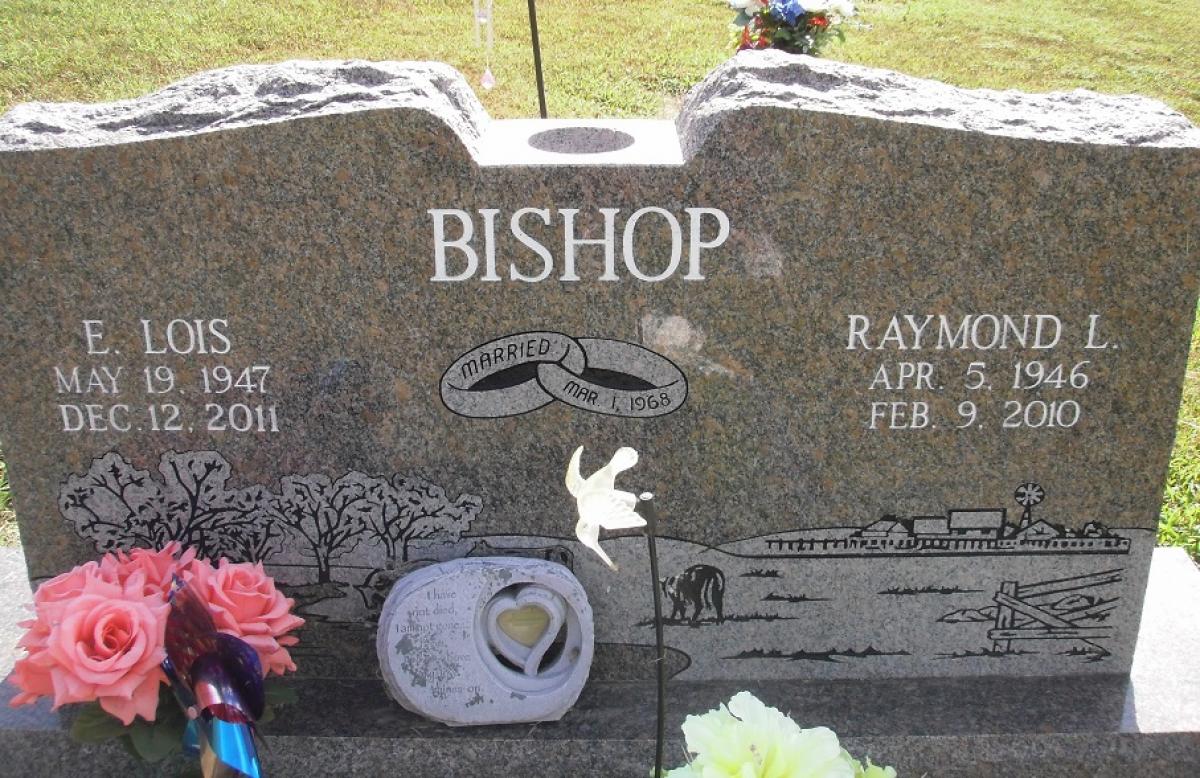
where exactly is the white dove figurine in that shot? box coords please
[566,446,647,571]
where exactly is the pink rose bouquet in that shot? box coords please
[8,543,303,763]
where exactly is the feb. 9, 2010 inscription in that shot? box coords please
[53,318,279,435]
[849,313,1116,431]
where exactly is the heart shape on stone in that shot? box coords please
[497,605,551,648]
[484,586,566,677]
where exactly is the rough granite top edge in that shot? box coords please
[0,60,489,154]
[3,53,1198,158]
[676,50,1200,157]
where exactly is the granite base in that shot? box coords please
[1,549,1198,777]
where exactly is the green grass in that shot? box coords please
[1,1,1197,120]
[0,0,1197,553]
[0,455,17,546]
[0,0,731,119]
[841,0,1200,122]
[1158,305,1200,559]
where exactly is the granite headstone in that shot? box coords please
[1,52,1198,686]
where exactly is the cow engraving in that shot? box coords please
[661,564,725,625]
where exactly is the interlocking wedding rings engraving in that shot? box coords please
[441,331,687,418]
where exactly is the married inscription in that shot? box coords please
[440,331,687,419]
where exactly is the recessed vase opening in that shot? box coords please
[527,127,636,155]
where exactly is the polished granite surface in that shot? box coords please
[2,548,1198,775]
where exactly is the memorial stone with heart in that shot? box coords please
[1,52,1198,728]
[375,557,593,726]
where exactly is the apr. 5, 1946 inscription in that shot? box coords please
[53,318,279,434]
[848,313,1118,431]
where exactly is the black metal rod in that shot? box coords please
[640,494,667,778]
[526,0,548,118]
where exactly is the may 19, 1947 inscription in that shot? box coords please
[848,313,1117,431]
[53,318,279,434]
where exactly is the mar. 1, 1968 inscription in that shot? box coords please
[441,331,687,419]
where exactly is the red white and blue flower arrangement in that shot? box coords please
[9,543,303,775]
[731,0,856,55]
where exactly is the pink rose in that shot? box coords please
[34,560,120,606]
[193,560,304,676]
[11,568,168,725]
[17,561,123,652]
[8,655,55,705]
[107,542,198,598]
[11,550,301,724]
[176,553,217,591]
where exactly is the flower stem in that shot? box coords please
[639,493,667,778]
[525,0,548,118]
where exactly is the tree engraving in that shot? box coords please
[156,451,280,561]
[61,452,166,552]
[62,450,279,561]
[60,451,485,583]
[269,472,375,583]
[362,474,483,566]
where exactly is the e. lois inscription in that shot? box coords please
[54,318,279,434]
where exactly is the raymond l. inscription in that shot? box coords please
[848,313,1118,431]
[440,331,688,419]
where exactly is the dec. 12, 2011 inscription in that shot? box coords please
[53,318,279,434]
[849,312,1118,431]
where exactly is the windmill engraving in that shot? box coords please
[1014,482,1045,530]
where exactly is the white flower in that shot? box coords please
[565,446,645,571]
[803,0,856,16]
[729,0,767,11]
[852,757,898,778]
[829,0,856,17]
[666,692,859,778]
